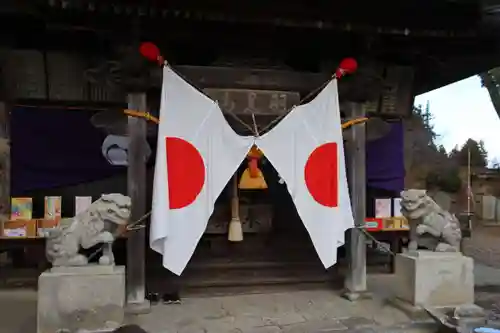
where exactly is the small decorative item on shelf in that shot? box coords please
[364,218,383,231]
[1,219,37,238]
[44,196,62,220]
[375,198,392,219]
[37,219,61,238]
[10,197,32,221]
[75,196,93,215]
[383,217,409,230]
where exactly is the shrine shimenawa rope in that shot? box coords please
[88,53,374,261]
[124,62,364,136]
[94,106,371,258]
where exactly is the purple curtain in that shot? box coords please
[11,107,127,194]
[366,121,405,192]
[11,107,404,194]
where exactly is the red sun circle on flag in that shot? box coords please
[304,142,339,207]
[166,137,206,209]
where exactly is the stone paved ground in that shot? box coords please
[463,224,500,268]
[3,264,498,333]
[0,281,436,333]
[460,225,500,329]
[5,267,499,333]
[0,289,37,333]
[126,288,419,333]
[122,224,500,333]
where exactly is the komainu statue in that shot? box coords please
[400,189,462,252]
[46,193,132,266]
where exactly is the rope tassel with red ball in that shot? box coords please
[139,42,164,66]
[335,57,358,78]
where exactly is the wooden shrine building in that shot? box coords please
[0,0,500,311]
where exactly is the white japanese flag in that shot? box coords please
[255,79,354,269]
[150,66,254,275]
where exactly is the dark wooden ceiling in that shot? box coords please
[0,0,499,94]
[33,0,481,28]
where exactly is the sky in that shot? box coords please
[414,75,500,164]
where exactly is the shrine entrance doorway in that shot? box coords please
[145,83,340,293]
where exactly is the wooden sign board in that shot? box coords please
[204,88,300,116]
[379,66,414,117]
[360,65,414,118]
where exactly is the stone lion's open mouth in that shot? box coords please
[401,198,427,217]
[402,201,420,210]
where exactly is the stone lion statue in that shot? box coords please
[46,193,132,266]
[400,189,462,252]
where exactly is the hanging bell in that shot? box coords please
[239,146,268,190]
[239,165,268,190]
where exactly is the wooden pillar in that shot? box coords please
[0,102,10,221]
[343,102,369,301]
[126,93,150,313]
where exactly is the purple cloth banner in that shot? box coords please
[11,107,404,194]
[11,107,127,194]
[366,121,405,192]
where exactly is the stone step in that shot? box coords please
[146,256,391,292]
[187,260,323,270]
[179,281,338,297]
[184,271,334,288]
[146,267,338,294]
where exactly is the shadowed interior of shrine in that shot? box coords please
[15,126,393,295]
[15,107,341,286]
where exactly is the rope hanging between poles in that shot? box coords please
[129,42,365,132]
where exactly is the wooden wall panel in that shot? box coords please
[46,52,87,101]
[379,66,414,117]
[3,50,47,100]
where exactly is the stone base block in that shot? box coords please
[37,265,125,333]
[394,251,474,308]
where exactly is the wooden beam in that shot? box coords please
[343,102,369,301]
[40,0,480,37]
[125,92,150,314]
[152,65,329,93]
[415,52,500,95]
[149,65,381,102]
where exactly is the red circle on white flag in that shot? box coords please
[304,142,339,207]
[166,137,205,209]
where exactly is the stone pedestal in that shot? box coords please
[37,265,125,333]
[394,251,474,309]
